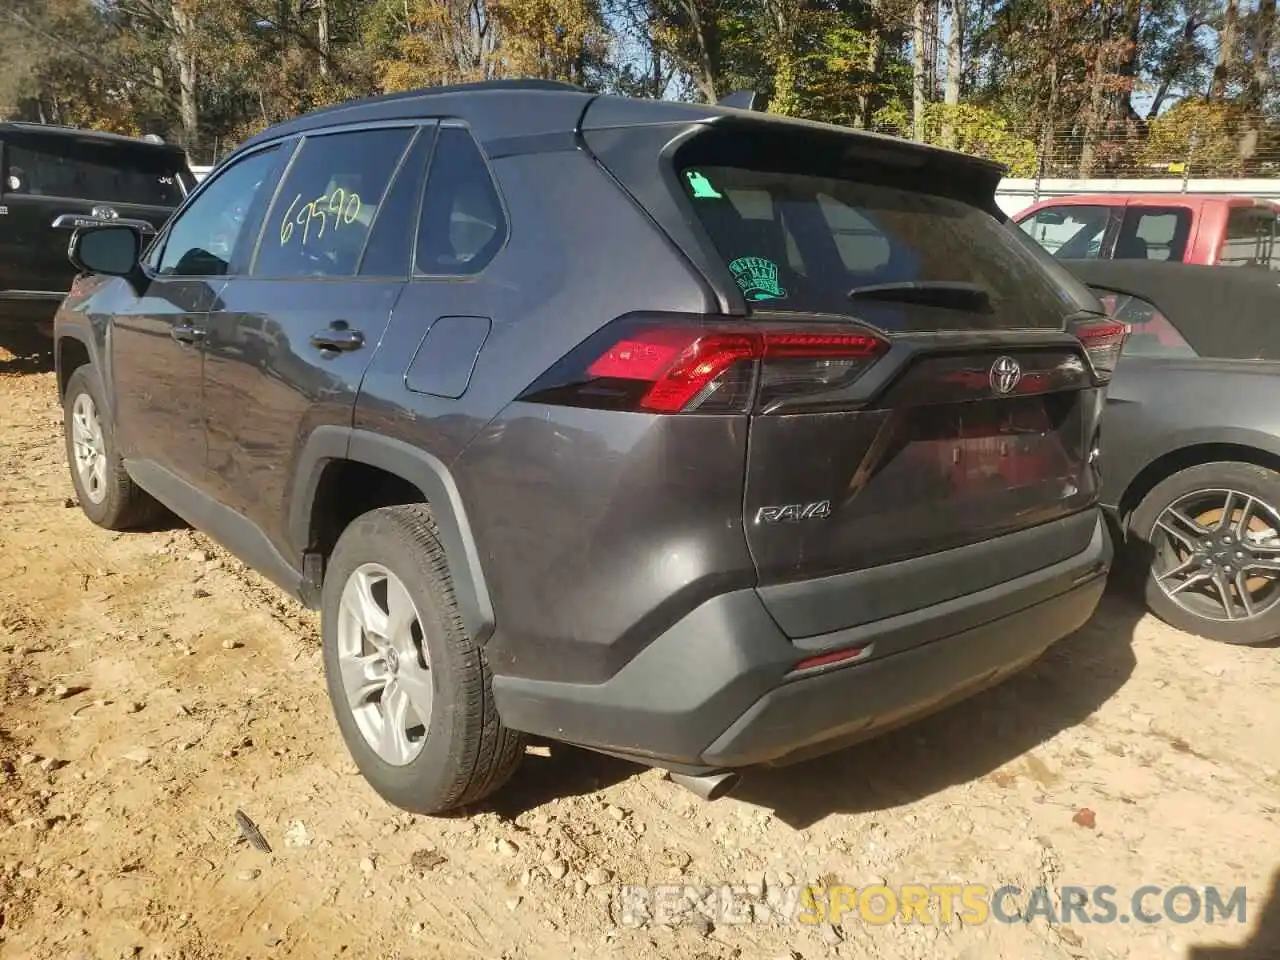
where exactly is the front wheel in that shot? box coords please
[321,504,524,814]
[1129,461,1280,645]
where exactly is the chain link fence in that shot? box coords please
[871,115,1280,181]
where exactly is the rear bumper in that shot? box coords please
[492,511,1113,770]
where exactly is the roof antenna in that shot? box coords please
[717,90,760,111]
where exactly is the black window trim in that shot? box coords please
[355,123,437,278]
[410,119,511,282]
[242,119,427,282]
[140,114,510,285]
[142,139,292,282]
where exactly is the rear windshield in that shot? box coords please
[4,135,189,206]
[677,162,1092,330]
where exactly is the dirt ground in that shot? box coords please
[1,329,1279,960]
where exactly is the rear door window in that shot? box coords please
[252,127,416,279]
[1019,205,1115,259]
[1116,207,1191,261]
[679,164,1085,328]
[1220,207,1279,269]
[3,136,188,206]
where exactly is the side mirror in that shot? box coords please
[68,224,143,279]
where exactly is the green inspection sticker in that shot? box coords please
[685,170,723,199]
[729,256,786,301]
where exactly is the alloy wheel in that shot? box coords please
[70,393,108,505]
[335,563,434,765]
[1149,488,1280,623]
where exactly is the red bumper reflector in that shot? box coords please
[790,645,871,674]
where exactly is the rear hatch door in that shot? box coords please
[583,112,1116,640]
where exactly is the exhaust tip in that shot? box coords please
[667,769,741,802]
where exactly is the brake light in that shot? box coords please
[1069,317,1129,382]
[519,315,889,414]
[584,327,757,413]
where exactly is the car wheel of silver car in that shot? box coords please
[321,503,525,814]
[62,364,166,530]
[1130,460,1280,645]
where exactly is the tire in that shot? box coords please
[62,365,166,530]
[1129,460,1280,645]
[321,503,524,814]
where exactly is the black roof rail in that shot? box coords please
[292,79,589,122]
[717,90,761,111]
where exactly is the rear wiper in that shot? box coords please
[847,280,991,309]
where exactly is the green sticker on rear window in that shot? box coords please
[685,170,723,199]
[729,256,786,301]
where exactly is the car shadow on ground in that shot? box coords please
[480,584,1145,826]
[0,324,54,375]
[477,743,643,820]
[734,586,1143,828]
[1188,868,1280,958]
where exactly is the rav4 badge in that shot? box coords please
[755,500,833,524]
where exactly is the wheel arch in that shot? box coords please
[290,426,495,644]
[1117,432,1280,531]
[55,331,95,401]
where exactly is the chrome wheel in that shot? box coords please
[1150,488,1280,623]
[336,563,433,766]
[70,392,108,505]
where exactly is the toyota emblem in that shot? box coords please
[989,356,1022,395]
[91,205,119,221]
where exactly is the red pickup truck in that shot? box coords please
[1014,193,1280,268]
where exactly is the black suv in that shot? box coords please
[55,80,1122,814]
[1,122,195,327]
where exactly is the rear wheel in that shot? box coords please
[62,365,165,530]
[321,504,524,814]
[1129,461,1280,645]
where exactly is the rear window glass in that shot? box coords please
[678,163,1084,329]
[4,136,188,206]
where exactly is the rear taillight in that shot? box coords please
[519,315,889,414]
[1068,317,1130,382]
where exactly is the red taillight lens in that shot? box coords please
[1069,317,1130,382]
[519,315,889,414]
[584,327,758,413]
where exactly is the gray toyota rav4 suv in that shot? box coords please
[55,80,1122,813]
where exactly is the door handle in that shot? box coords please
[311,325,365,353]
[171,323,206,345]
